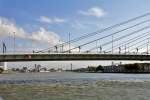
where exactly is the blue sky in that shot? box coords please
[1,0,150,39]
[1,0,150,68]
[1,0,150,35]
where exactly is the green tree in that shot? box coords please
[0,67,4,74]
[124,63,144,72]
[88,66,96,72]
[95,65,104,72]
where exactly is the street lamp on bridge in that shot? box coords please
[13,32,16,54]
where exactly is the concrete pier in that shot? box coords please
[0,62,7,70]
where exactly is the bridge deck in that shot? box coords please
[0,53,150,62]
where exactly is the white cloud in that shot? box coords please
[29,27,60,44]
[0,17,26,38]
[0,17,61,45]
[39,16,66,24]
[54,17,66,23]
[0,17,79,53]
[79,7,106,18]
[39,16,52,24]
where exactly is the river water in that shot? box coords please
[0,72,150,100]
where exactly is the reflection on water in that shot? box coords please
[0,72,150,100]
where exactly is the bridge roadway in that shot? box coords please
[0,53,150,62]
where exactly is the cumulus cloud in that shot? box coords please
[79,7,106,18]
[0,17,79,53]
[0,17,61,45]
[28,27,60,44]
[0,17,26,38]
[39,16,66,24]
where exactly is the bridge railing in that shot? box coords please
[1,51,150,55]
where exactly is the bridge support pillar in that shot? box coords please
[0,62,7,71]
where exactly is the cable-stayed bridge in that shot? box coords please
[2,13,150,62]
